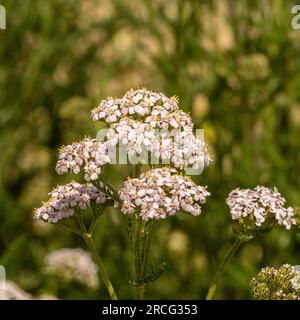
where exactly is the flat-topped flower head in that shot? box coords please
[119,167,210,220]
[91,88,179,124]
[90,88,212,173]
[44,248,99,289]
[250,264,300,300]
[56,137,110,181]
[226,186,296,240]
[33,181,107,223]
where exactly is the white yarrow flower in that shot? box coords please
[56,137,110,181]
[44,248,99,289]
[119,167,210,220]
[33,181,107,223]
[226,186,296,230]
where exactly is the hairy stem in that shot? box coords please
[206,239,242,300]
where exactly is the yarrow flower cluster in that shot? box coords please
[144,107,193,130]
[33,181,107,223]
[91,88,179,123]
[119,167,210,220]
[44,248,99,289]
[90,88,212,172]
[250,264,300,300]
[56,137,110,181]
[226,186,296,238]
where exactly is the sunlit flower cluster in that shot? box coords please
[33,181,107,223]
[250,264,300,300]
[91,88,179,123]
[144,107,192,130]
[91,88,212,171]
[44,248,99,289]
[56,137,110,181]
[119,167,210,220]
[226,186,296,231]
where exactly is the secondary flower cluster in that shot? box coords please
[91,88,212,172]
[119,167,210,220]
[226,186,296,236]
[44,248,99,289]
[250,264,300,300]
[56,137,110,181]
[33,181,107,223]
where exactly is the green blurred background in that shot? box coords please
[1,0,300,299]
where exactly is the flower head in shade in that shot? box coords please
[33,181,107,223]
[119,167,210,220]
[44,248,99,289]
[226,186,296,240]
[250,264,300,300]
[0,281,58,300]
[56,137,110,181]
[0,281,32,300]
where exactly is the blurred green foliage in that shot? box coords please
[1,0,300,299]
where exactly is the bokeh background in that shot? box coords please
[1,0,300,299]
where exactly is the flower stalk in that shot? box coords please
[134,215,146,299]
[206,239,242,300]
[82,232,118,300]
[131,164,146,299]
[74,213,118,300]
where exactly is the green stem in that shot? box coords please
[76,213,118,300]
[89,206,103,233]
[134,215,145,300]
[56,221,82,236]
[83,233,118,300]
[130,163,146,299]
[206,239,242,300]
[132,163,141,178]
[142,220,157,279]
[89,214,101,234]
[100,175,121,203]
[136,284,145,300]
